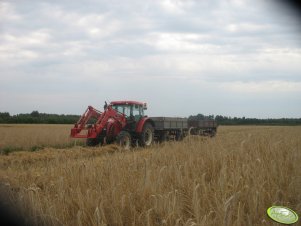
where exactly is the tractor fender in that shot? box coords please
[136,117,155,133]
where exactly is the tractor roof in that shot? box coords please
[110,101,144,106]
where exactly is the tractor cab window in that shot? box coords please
[112,104,144,121]
[132,104,144,121]
[112,104,131,117]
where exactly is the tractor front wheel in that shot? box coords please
[116,131,132,150]
[86,135,104,146]
[86,138,98,146]
[139,123,154,147]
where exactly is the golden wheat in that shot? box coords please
[0,124,79,150]
[0,126,300,226]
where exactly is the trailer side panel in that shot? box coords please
[150,117,188,130]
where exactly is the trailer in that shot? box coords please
[188,119,217,137]
[151,117,217,142]
[150,117,188,142]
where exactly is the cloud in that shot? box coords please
[225,22,270,33]
[158,0,196,14]
[0,2,21,22]
[220,80,301,93]
[145,32,220,53]
[0,0,300,117]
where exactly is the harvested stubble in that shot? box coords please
[0,126,300,226]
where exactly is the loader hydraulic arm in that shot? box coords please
[92,106,127,137]
[71,105,127,139]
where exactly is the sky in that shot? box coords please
[0,0,300,118]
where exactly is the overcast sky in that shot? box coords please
[0,0,300,118]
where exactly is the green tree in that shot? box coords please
[30,111,40,117]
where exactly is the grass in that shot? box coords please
[0,125,300,226]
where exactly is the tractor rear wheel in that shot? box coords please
[116,131,132,150]
[139,123,154,147]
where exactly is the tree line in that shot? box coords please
[0,111,300,125]
[188,114,301,126]
[0,111,80,124]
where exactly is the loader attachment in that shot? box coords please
[70,106,101,138]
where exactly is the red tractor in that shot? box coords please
[70,101,155,149]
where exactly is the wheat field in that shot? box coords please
[0,125,300,226]
[0,124,80,151]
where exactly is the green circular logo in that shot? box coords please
[267,206,299,224]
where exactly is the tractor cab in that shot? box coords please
[110,101,146,122]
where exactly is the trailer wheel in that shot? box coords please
[116,131,132,150]
[197,129,203,136]
[210,129,217,137]
[139,123,154,147]
[188,127,194,136]
[159,131,168,143]
[175,130,184,141]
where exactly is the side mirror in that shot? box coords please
[143,103,147,110]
